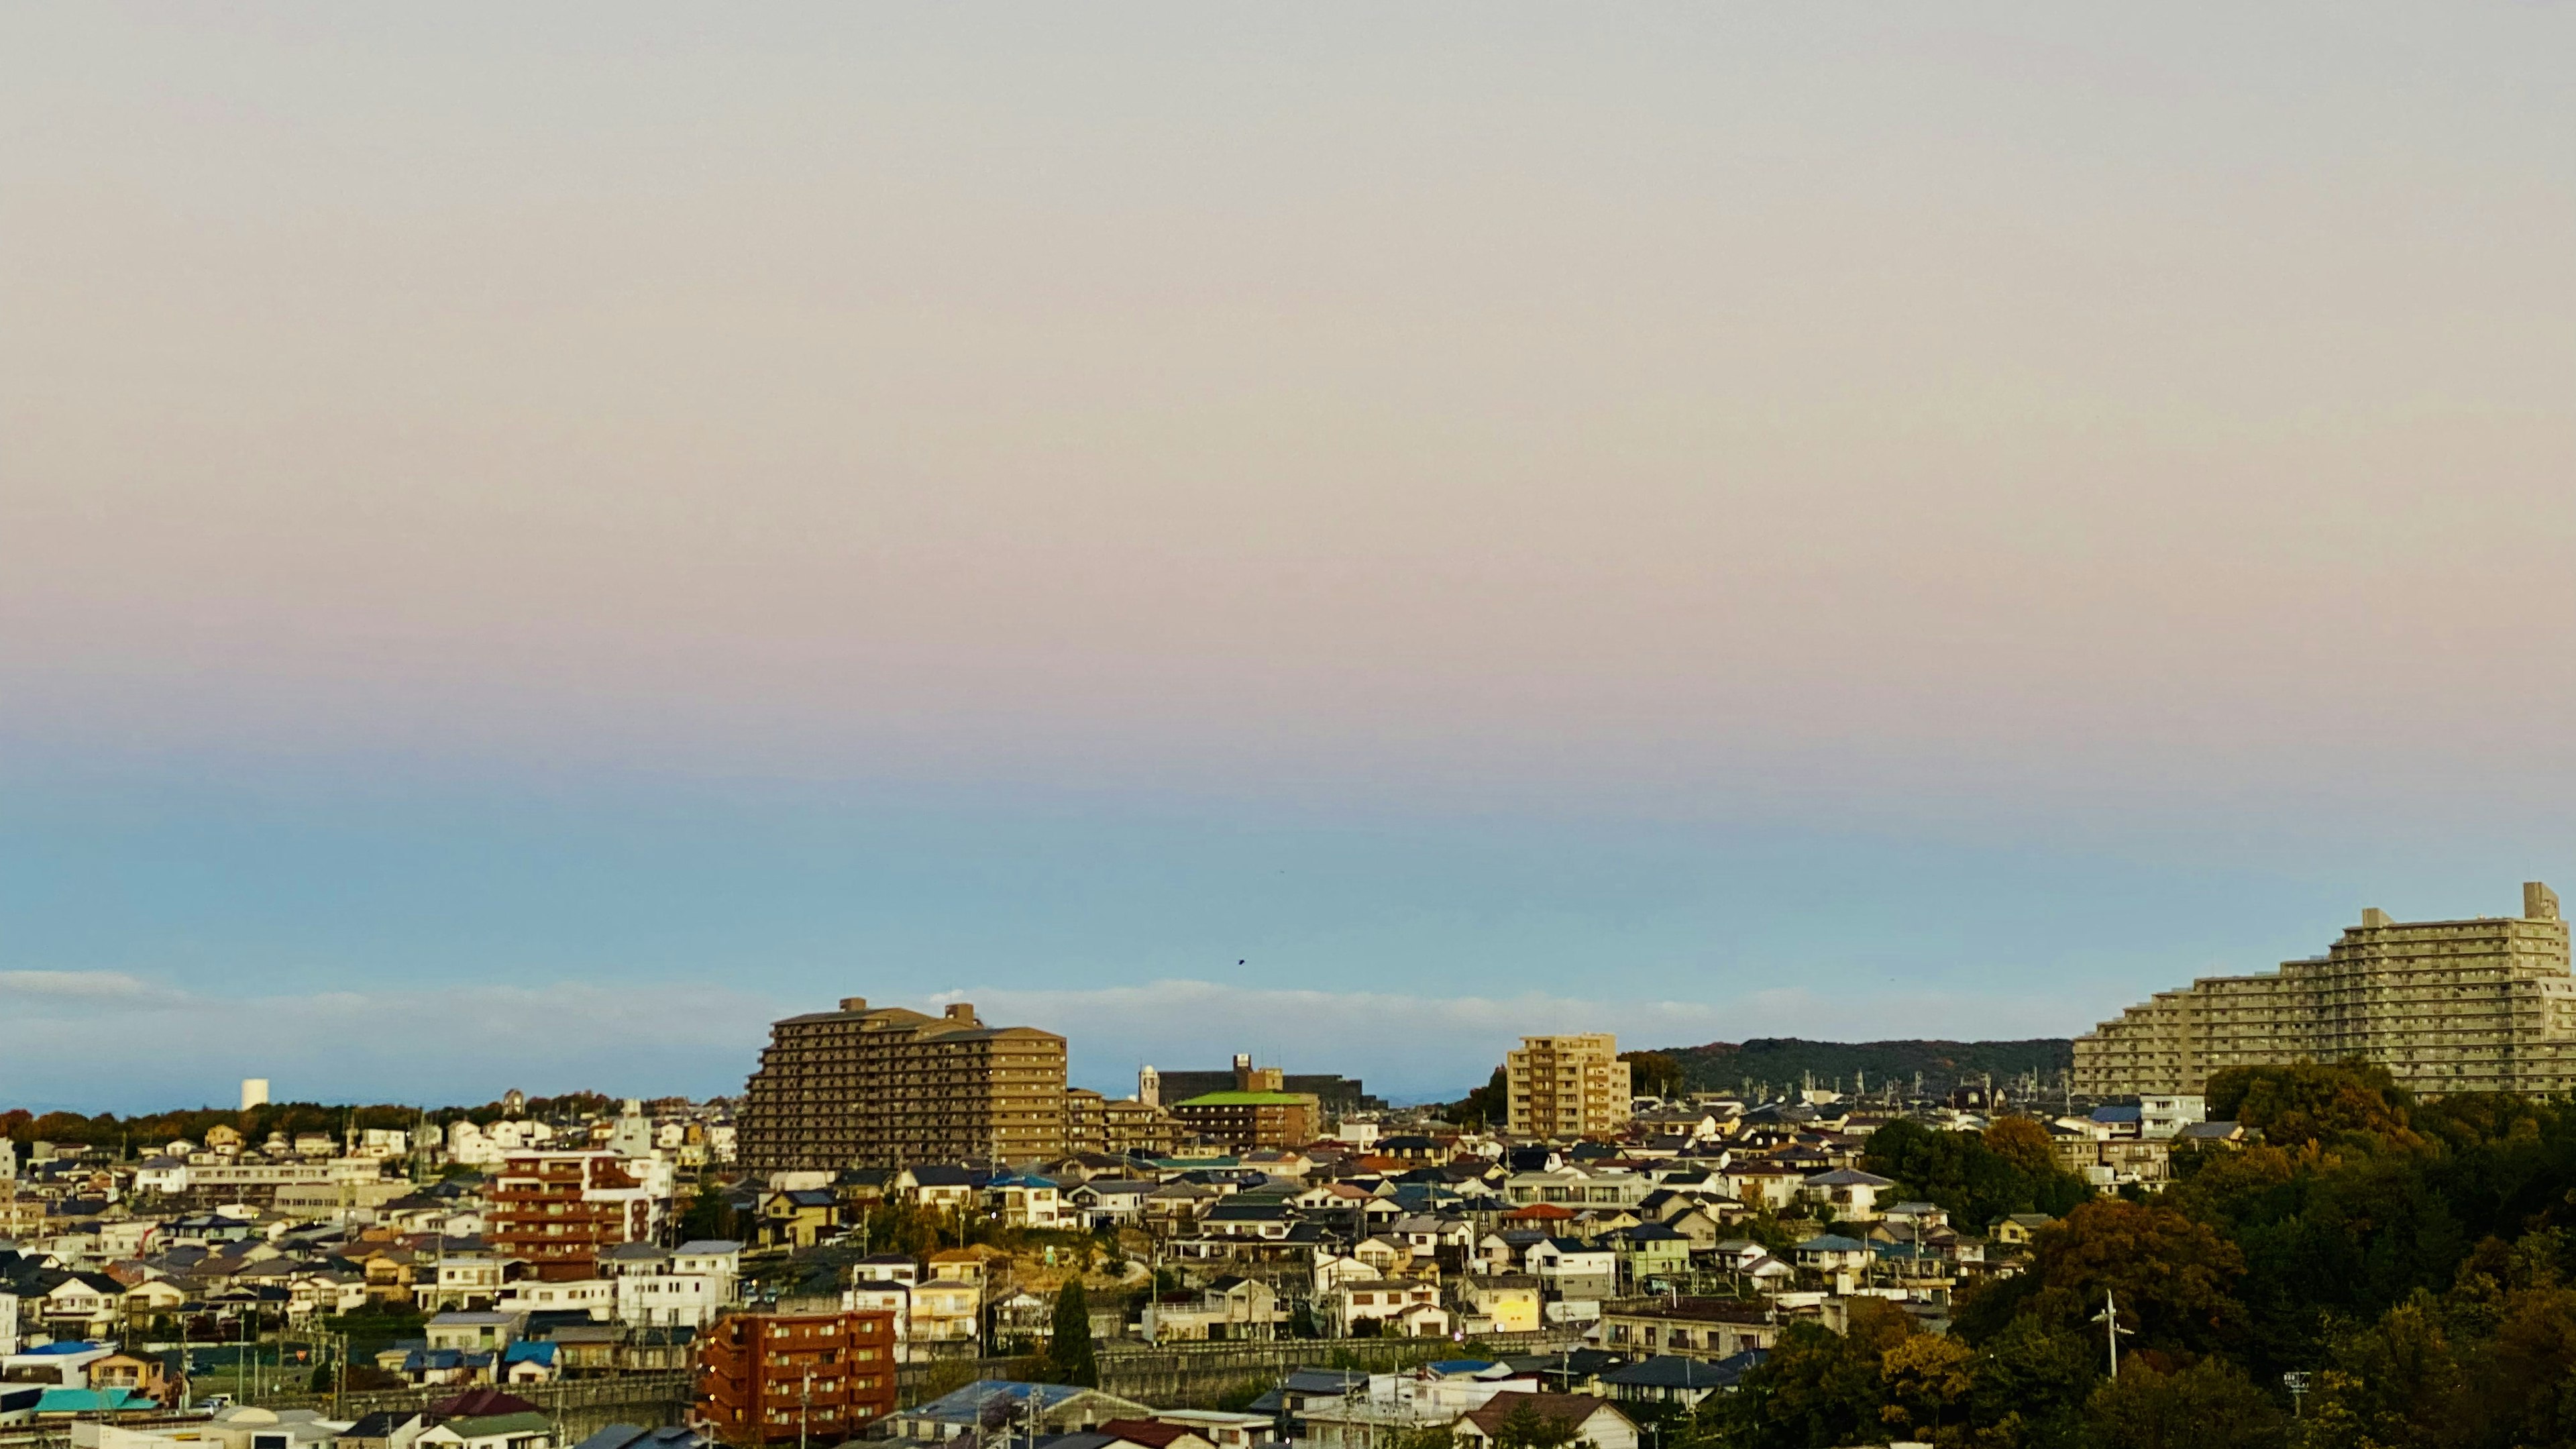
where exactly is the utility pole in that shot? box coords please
[2092,1290,2134,1379]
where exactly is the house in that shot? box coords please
[2175,1121,2247,1147]
[984,1176,1065,1230]
[87,1350,186,1406]
[570,1427,710,1449]
[1142,1276,1283,1342]
[906,1168,987,1214]
[893,1381,1153,1442]
[1525,1239,1616,1301]
[415,1409,554,1449]
[1800,1169,1897,1222]
[1601,1354,1762,1407]
[1454,1275,1542,1335]
[1067,1181,1156,1229]
[1133,1411,1273,1449]
[1717,1163,1805,1212]
[1597,1297,1780,1363]
[1987,1214,2054,1247]
[1330,1281,1448,1337]
[427,1311,521,1351]
[1790,1235,1874,1286]
[1454,1394,1638,1449]
[1092,1420,1215,1449]
[1600,1223,1691,1287]
[910,1277,981,1348]
[757,1190,839,1250]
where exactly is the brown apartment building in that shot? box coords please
[488,1150,655,1281]
[695,1309,898,1447]
[739,1000,1070,1172]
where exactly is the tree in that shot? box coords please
[1721,1297,1915,1449]
[1984,1117,2059,1179]
[2082,1360,2286,1449]
[1876,1333,1974,1442]
[2204,1061,2411,1148]
[679,1181,733,1243]
[1451,1069,1511,1130]
[1621,1052,1685,1100]
[2020,1201,2247,1356]
[1044,1279,1098,1387]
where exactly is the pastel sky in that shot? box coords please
[4,5,2572,1112]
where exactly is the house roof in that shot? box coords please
[429,1388,543,1419]
[1803,1169,1894,1187]
[905,1381,1138,1426]
[1095,1420,1207,1449]
[1461,1393,1626,1437]
[572,1426,709,1449]
[1603,1355,1752,1389]
[435,1412,554,1439]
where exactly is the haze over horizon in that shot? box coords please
[5,5,2573,1111]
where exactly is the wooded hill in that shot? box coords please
[1650,1036,2075,1095]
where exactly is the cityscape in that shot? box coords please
[10,879,2576,1448]
[7,7,2573,1449]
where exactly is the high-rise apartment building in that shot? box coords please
[1506,1033,1631,1140]
[738,1000,1069,1172]
[694,1309,898,1446]
[489,1150,655,1281]
[2074,882,2576,1099]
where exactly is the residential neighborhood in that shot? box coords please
[4,1016,2245,1449]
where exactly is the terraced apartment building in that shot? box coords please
[738,999,1069,1171]
[2074,881,2576,1098]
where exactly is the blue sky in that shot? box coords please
[3,4,2572,1110]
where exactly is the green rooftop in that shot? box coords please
[1175,1091,1312,1106]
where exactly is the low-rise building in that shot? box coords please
[692,1311,898,1448]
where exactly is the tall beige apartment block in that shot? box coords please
[2074,882,2576,1099]
[1506,1032,1632,1140]
[739,999,1069,1171]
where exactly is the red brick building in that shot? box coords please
[488,1150,654,1281]
[695,1310,899,1446]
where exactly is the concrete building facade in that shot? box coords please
[1507,1033,1632,1140]
[739,1000,1071,1171]
[2074,882,2576,1098]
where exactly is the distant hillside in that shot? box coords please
[1653,1036,2074,1097]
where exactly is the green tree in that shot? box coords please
[1045,1279,1098,1387]
[679,1181,733,1242]
[1621,1052,1685,1100]
[2204,1061,2412,1148]
[1451,1069,1510,1130]
[1721,1297,1915,1449]
[2082,1360,2285,1449]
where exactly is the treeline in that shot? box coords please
[1668,1060,2576,1448]
[1654,1036,2077,1097]
[1,1091,627,1152]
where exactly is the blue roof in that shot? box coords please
[1426,1360,1495,1375]
[35,1387,156,1413]
[24,1342,104,1356]
[2092,1105,2143,1123]
[503,1341,557,1365]
[906,1381,1100,1425]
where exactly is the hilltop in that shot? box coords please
[1650,1036,2074,1096]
